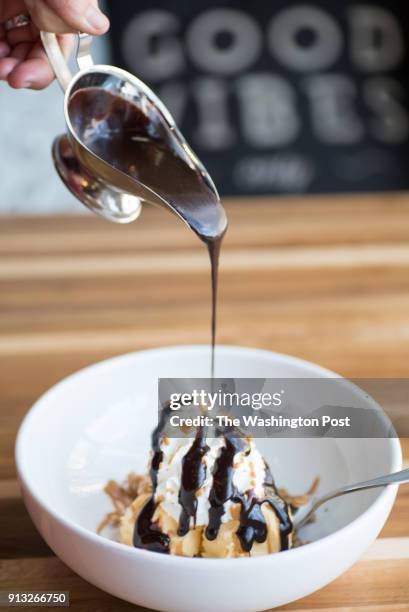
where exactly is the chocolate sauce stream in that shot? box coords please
[178,431,209,536]
[205,436,293,552]
[235,494,293,552]
[68,88,227,377]
[263,465,293,551]
[133,404,171,553]
[207,239,222,378]
[132,496,170,553]
[70,90,292,555]
[206,437,245,540]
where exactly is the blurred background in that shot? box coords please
[1,0,409,213]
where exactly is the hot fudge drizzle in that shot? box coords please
[133,408,293,555]
[205,436,292,552]
[72,89,290,554]
[178,431,209,536]
[132,404,171,552]
[68,88,227,378]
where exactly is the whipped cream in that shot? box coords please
[154,436,267,528]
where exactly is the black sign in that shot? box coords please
[107,1,409,196]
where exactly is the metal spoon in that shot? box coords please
[294,467,409,530]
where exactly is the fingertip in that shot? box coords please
[7,76,28,89]
[28,74,55,90]
[0,57,20,80]
[83,5,110,35]
[8,59,54,90]
[7,66,29,88]
[24,77,54,90]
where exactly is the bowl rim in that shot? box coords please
[15,344,402,568]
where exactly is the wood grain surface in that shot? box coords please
[1,193,409,611]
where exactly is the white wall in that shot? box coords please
[0,35,110,215]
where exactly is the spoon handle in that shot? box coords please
[295,467,409,529]
[337,468,409,494]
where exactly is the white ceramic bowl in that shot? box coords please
[16,346,401,612]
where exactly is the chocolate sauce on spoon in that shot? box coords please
[68,88,227,376]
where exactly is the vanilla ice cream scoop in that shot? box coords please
[119,407,293,558]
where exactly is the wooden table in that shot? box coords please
[1,194,409,611]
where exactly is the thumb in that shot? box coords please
[24,0,109,35]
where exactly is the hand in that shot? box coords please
[0,0,109,90]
